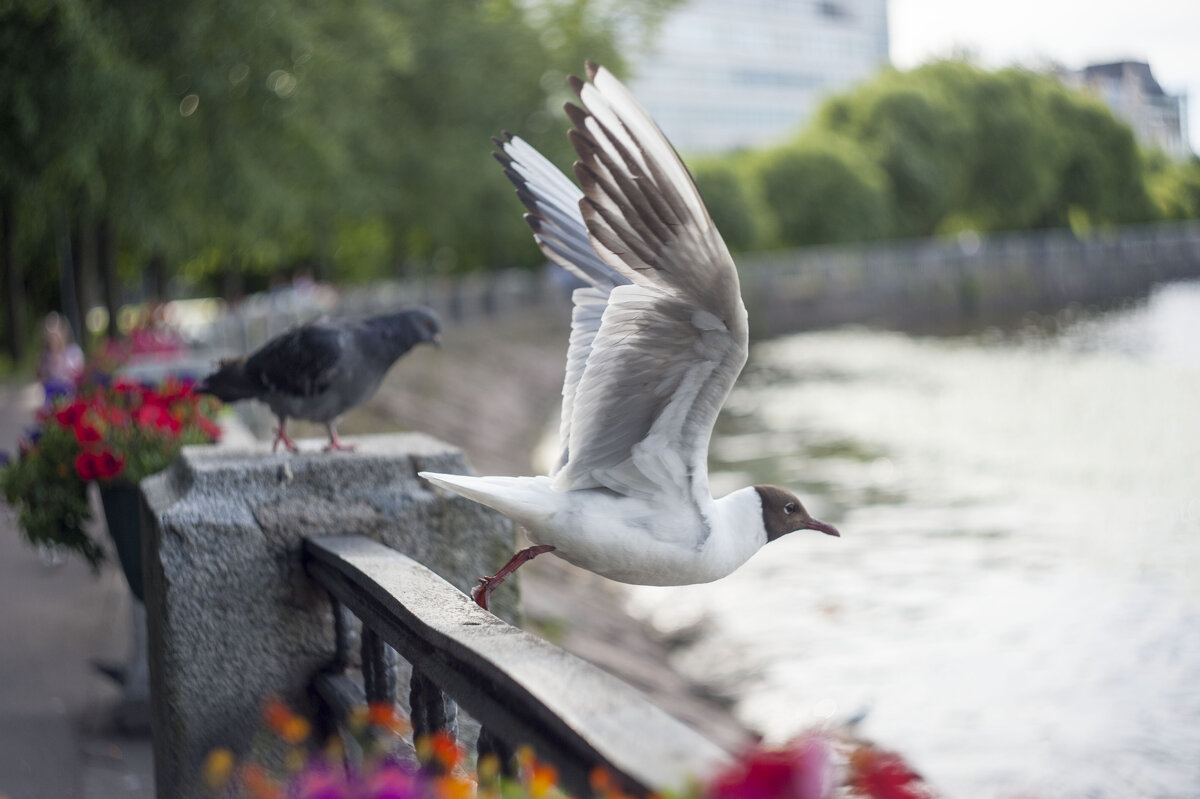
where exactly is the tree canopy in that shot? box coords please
[0,0,675,361]
[3,22,1197,364]
[691,59,1187,252]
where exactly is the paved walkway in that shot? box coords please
[0,382,154,799]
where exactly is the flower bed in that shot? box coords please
[205,700,936,799]
[1,367,222,566]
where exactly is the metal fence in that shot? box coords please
[196,220,1200,358]
[304,535,731,798]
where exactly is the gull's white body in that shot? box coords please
[420,473,768,585]
[420,63,831,591]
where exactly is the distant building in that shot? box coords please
[621,0,890,154]
[1064,61,1190,158]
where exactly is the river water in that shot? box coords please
[625,279,1200,798]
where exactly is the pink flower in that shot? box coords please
[709,735,835,799]
[366,762,421,799]
[294,766,349,799]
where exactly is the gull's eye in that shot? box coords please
[784,502,796,514]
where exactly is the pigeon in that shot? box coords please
[200,308,441,452]
[419,62,838,611]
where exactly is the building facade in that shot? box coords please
[1065,61,1190,159]
[622,0,890,154]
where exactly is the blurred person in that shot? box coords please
[36,312,83,403]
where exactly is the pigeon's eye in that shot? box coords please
[784,502,796,514]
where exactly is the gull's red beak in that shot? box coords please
[805,518,841,537]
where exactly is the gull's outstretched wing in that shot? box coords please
[493,133,629,475]
[552,62,749,505]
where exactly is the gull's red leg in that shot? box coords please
[472,545,556,611]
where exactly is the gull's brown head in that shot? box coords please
[754,485,841,542]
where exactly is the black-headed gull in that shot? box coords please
[420,62,838,610]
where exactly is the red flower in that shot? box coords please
[709,736,834,799]
[55,401,88,428]
[136,403,182,435]
[848,747,934,799]
[74,452,98,481]
[74,421,103,444]
[197,416,222,442]
[74,451,125,482]
[94,451,124,479]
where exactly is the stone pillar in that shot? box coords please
[140,433,516,798]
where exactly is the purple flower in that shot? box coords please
[366,761,422,799]
[42,379,74,403]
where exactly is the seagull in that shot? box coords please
[199,308,440,452]
[420,62,838,610]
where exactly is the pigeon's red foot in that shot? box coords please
[471,544,556,611]
[324,426,356,452]
[272,425,299,453]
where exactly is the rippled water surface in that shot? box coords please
[626,280,1200,798]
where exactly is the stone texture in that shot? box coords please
[140,433,515,799]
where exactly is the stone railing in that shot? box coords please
[140,434,730,798]
[191,220,1200,359]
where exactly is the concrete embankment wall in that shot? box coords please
[739,221,1200,337]
[202,221,1200,357]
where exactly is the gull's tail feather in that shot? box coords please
[418,472,555,524]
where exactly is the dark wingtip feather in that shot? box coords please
[585,60,600,80]
[492,149,513,169]
[563,102,589,131]
[567,74,585,96]
[567,128,599,164]
[514,186,541,215]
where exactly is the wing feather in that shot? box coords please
[552,63,748,501]
[492,63,748,511]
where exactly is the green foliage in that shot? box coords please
[1146,153,1200,220]
[0,0,681,333]
[755,138,890,246]
[687,58,1186,249]
[691,159,759,252]
[816,71,968,237]
[1,424,100,565]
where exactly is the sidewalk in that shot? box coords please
[0,381,154,799]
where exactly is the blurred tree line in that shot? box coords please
[4,8,1200,368]
[691,60,1200,253]
[0,0,674,364]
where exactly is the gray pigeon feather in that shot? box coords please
[200,307,441,452]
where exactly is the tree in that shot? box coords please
[755,138,890,247]
[0,0,682,361]
[815,72,969,238]
[691,159,760,252]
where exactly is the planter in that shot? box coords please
[96,480,151,733]
[98,481,144,602]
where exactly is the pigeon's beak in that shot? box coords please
[804,517,841,537]
[432,333,442,348]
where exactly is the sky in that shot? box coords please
[888,0,1200,153]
